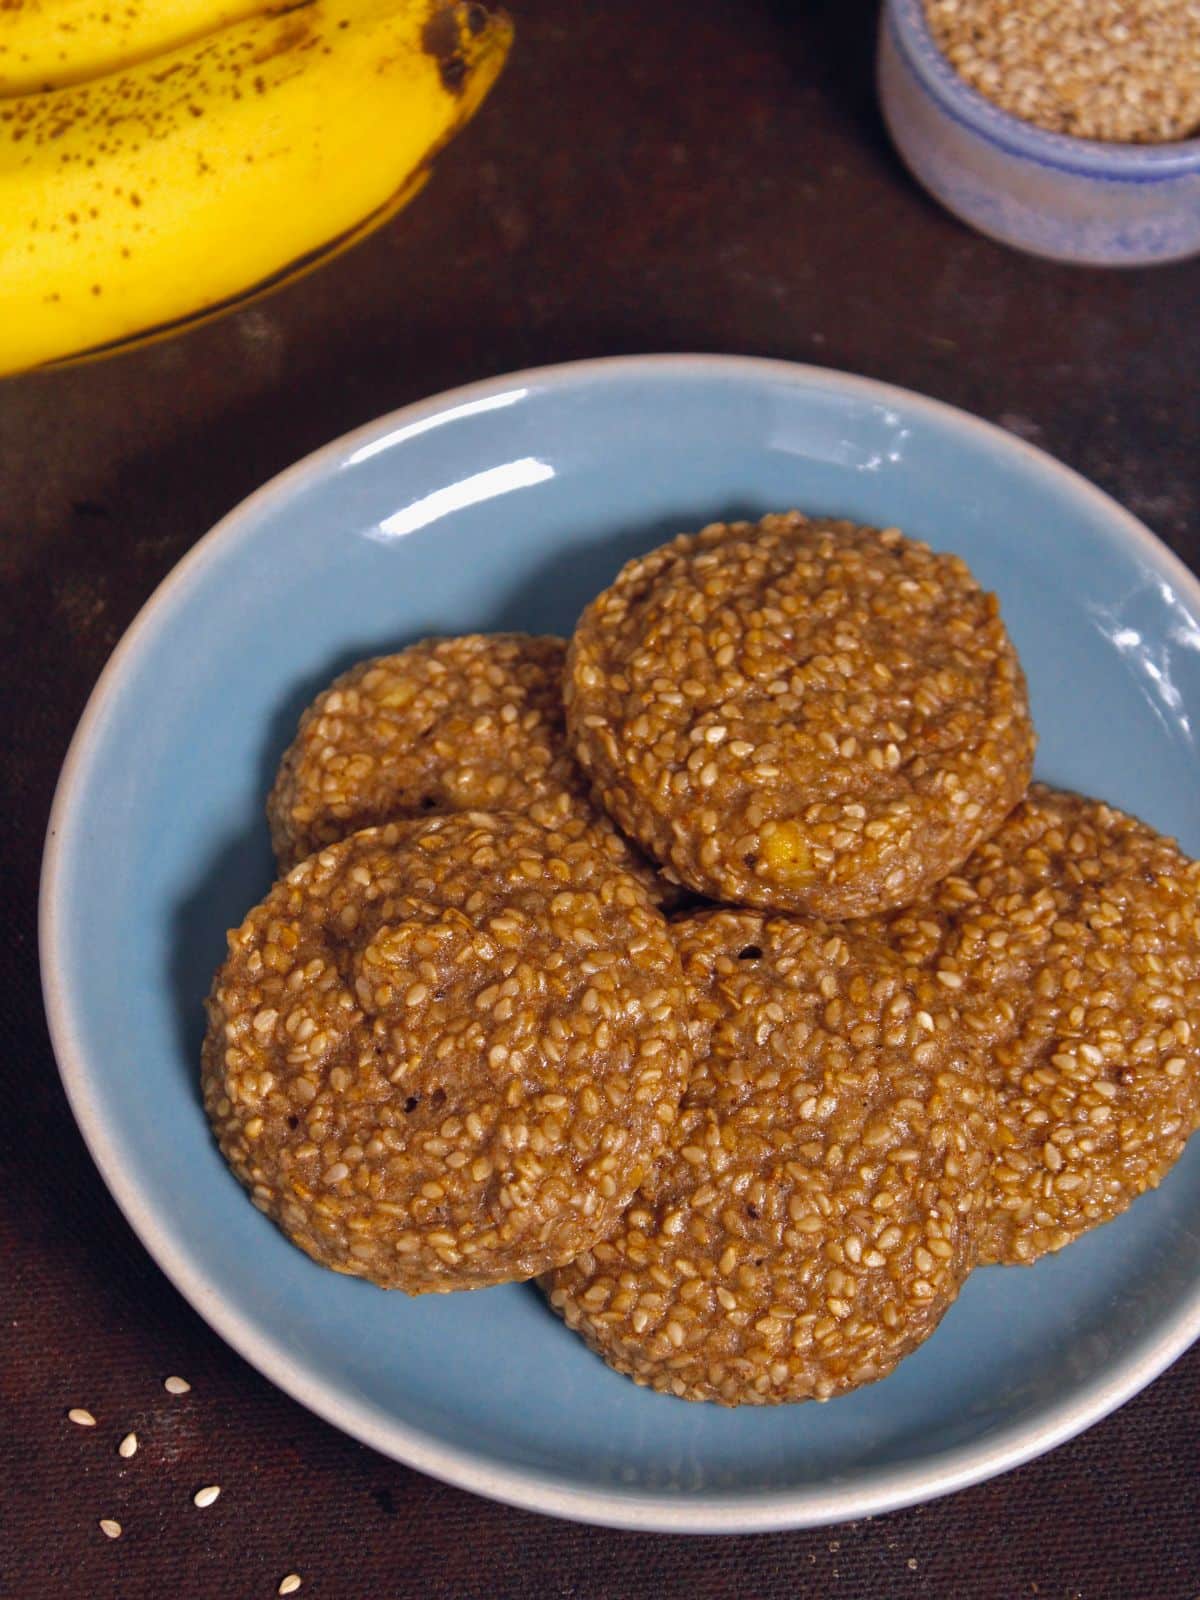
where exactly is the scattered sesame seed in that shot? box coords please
[163,1376,191,1395]
[99,1519,122,1540]
[278,1577,303,1596]
[193,1485,221,1508]
[68,1408,96,1427]
[118,1432,138,1459]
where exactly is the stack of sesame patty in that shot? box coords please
[203,509,1200,1406]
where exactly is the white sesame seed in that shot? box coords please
[278,1577,303,1596]
[193,1485,221,1508]
[925,0,1200,144]
[163,1376,191,1395]
[98,1519,122,1540]
[68,1408,97,1427]
[118,1432,138,1459]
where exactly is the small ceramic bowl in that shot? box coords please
[878,0,1200,266]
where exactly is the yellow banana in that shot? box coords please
[0,0,285,97]
[0,0,511,375]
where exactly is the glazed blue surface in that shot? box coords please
[42,358,1200,1530]
[879,0,1200,266]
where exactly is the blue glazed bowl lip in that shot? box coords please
[39,354,1200,1534]
[886,0,1200,179]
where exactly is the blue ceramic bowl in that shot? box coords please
[879,0,1200,265]
[41,356,1200,1531]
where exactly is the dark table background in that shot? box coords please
[4,2,1200,1596]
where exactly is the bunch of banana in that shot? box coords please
[0,0,512,375]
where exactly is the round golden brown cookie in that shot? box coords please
[863,785,1200,1266]
[269,634,576,865]
[202,811,692,1294]
[566,513,1035,917]
[267,633,675,905]
[544,909,992,1404]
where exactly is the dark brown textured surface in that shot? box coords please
[3,0,1199,1594]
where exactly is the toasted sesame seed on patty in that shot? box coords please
[863,784,1200,1265]
[202,811,693,1294]
[566,513,1035,918]
[544,909,992,1404]
[267,632,676,905]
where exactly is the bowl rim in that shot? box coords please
[39,353,1200,1534]
[885,0,1200,178]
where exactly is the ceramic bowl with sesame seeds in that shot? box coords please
[879,0,1200,266]
[41,355,1200,1531]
